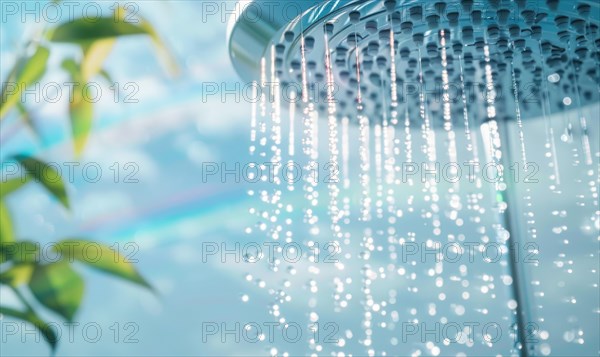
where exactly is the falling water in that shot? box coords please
[506,45,541,328]
[376,69,386,222]
[355,38,371,222]
[458,53,482,188]
[568,38,594,166]
[250,81,258,156]
[299,33,322,355]
[439,29,458,165]
[537,41,562,188]
[341,116,350,190]
[482,44,505,198]
[377,68,387,222]
[439,29,462,228]
[244,55,282,331]
[560,43,574,145]
[381,25,400,307]
[456,55,495,331]
[324,27,341,228]
[403,107,413,187]
[245,57,270,234]
[386,25,398,220]
[374,124,383,219]
[288,91,296,158]
[237,4,600,356]
[338,114,353,317]
[458,55,473,153]
[565,57,594,214]
[268,45,283,252]
[417,49,436,165]
[457,52,489,267]
[245,80,259,246]
[270,45,283,190]
[358,109,372,351]
[483,40,535,356]
[509,43,528,165]
[300,33,318,233]
[267,45,294,340]
[287,89,297,195]
[417,48,440,235]
[361,229,375,357]
[260,57,268,158]
[457,52,482,232]
[339,113,353,318]
[323,27,349,327]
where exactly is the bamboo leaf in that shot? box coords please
[49,17,148,43]
[28,262,84,322]
[61,58,81,81]
[0,240,40,263]
[98,69,114,85]
[61,59,94,156]
[0,306,58,350]
[10,155,69,209]
[114,6,179,76]
[0,177,30,199]
[15,102,42,141]
[81,39,115,81]
[0,263,34,286]
[0,202,15,244]
[0,47,49,119]
[48,10,178,76]
[53,239,151,289]
[69,83,93,156]
[137,18,179,76]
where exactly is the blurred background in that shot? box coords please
[1,1,599,356]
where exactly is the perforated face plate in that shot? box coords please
[228,0,600,125]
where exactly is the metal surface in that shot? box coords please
[227,0,600,124]
[227,1,600,356]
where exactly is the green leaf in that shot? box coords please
[69,83,94,156]
[28,262,84,322]
[61,58,81,81]
[48,10,178,76]
[0,47,49,119]
[136,17,179,76]
[15,102,42,141]
[98,69,114,85]
[0,57,20,101]
[11,155,69,209]
[0,306,58,351]
[113,6,179,76]
[0,202,15,244]
[61,59,94,156]
[49,17,149,43]
[0,263,34,286]
[1,241,40,263]
[81,39,115,80]
[52,239,151,289]
[0,177,30,199]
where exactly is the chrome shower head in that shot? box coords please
[227,0,599,125]
[228,3,600,357]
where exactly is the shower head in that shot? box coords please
[227,0,600,125]
[229,4,600,357]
